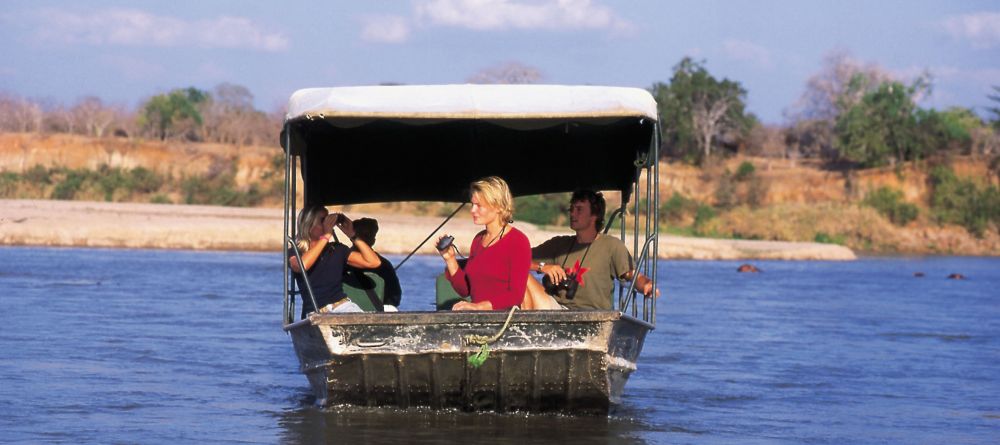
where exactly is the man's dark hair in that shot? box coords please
[353,218,379,246]
[570,190,606,231]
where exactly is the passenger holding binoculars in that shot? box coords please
[437,176,531,311]
[521,190,658,310]
[288,206,381,317]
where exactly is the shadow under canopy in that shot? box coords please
[280,85,657,206]
[284,117,654,206]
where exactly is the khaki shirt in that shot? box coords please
[532,234,632,310]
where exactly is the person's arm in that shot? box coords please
[346,239,381,269]
[620,270,660,297]
[334,213,381,269]
[289,236,330,273]
[611,239,659,297]
[289,216,336,273]
[531,239,567,284]
[441,235,471,297]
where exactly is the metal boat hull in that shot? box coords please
[285,310,651,414]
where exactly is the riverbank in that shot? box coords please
[0,199,855,260]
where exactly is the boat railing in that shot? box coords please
[284,236,319,325]
[619,232,658,324]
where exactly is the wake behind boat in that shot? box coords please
[279,84,661,414]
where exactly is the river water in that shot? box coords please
[0,247,997,444]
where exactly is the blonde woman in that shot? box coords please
[437,176,531,311]
[288,206,380,317]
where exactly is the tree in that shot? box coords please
[988,86,1000,131]
[467,61,542,84]
[138,87,208,141]
[785,51,893,161]
[0,93,43,133]
[651,57,752,164]
[71,96,119,137]
[915,107,977,155]
[835,77,921,167]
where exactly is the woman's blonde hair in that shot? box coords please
[470,176,514,224]
[295,205,328,251]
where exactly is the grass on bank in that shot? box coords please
[0,163,279,206]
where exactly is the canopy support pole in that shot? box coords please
[394,202,467,271]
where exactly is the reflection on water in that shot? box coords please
[277,405,650,445]
[1,247,998,444]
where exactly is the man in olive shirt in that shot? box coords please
[522,190,658,310]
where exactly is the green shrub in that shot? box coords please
[150,194,172,204]
[0,172,19,197]
[693,204,716,230]
[181,173,263,207]
[129,167,163,193]
[52,169,91,200]
[734,161,756,181]
[97,165,128,201]
[515,194,566,226]
[928,166,1000,236]
[814,231,846,245]
[23,165,53,184]
[659,193,697,223]
[862,186,918,226]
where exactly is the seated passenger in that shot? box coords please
[288,206,381,317]
[521,190,659,310]
[437,176,531,311]
[348,217,403,311]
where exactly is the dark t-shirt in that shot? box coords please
[288,242,350,318]
[347,253,403,307]
[532,235,632,310]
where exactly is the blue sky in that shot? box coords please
[1,0,998,123]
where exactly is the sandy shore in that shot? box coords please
[0,199,856,260]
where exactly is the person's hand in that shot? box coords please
[452,300,492,311]
[437,235,456,261]
[322,214,337,234]
[542,264,567,284]
[642,281,661,298]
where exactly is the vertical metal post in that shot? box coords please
[644,152,652,321]
[651,123,660,325]
[632,162,641,318]
[282,125,292,325]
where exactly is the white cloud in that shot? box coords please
[942,12,1000,49]
[722,39,772,68]
[31,8,289,51]
[414,0,632,32]
[361,15,412,43]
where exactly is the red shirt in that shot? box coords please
[446,226,530,310]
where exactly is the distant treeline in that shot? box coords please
[651,53,1000,169]
[0,83,280,146]
[2,52,999,171]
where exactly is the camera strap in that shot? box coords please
[561,236,594,271]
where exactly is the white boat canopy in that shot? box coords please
[285,84,658,125]
[280,84,660,205]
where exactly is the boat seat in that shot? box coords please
[343,269,385,312]
[435,259,469,310]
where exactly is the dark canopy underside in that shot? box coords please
[283,117,655,206]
